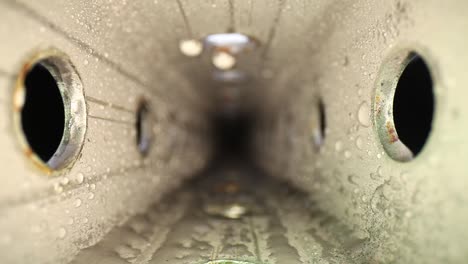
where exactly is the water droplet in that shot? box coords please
[370,166,384,180]
[377,166,384,177]
[335,141,343,152]
[75,199,82,208]
[58,227,67,239]
[88,193,95,200]
[179,39,203,57]
[61,177,69,185]
[355,136,364,149]
[348,174,359,185]
[344,150,352,159]
[53,183,63,194]
[370,173,379,180]
[384,208,394,218]
[400,171,410,182]
[357,101,371,127]
[76,173,84,184]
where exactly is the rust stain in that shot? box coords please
[22,61,31,72]
[375,94,382,115]
[214,181,240,194]
[216,46,232,53]
[386,121,399,143]
[11,49,67,177]
[23,148,52,175]
[24,148,33,157]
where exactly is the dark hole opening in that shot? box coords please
[318,99,326,146]
[136,101,152,156]
[212,113,253,162]
[22,63,65,163]
[393,54,434,156]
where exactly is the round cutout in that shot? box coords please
[374,50,435,162]
[14,50,87,173]
[136,99,153,156]
[310,97,326,150]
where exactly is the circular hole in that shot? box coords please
[311,98,326,150]
[14,50,87,173]
[136,100,153,156]
[22,63,65,162]
[374,51,435,162]
[318,99,326,143]
[393,54,434,156]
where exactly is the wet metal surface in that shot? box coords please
[0,0,467,263]
[72,162,364,264]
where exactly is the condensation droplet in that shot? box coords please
[58,228,67,239]
[370,173,379,180]
[344,150,352,159]
[75,199,82,208]
[357,101,371,127]
[400,171,410,182]
[355,136,364,149]
[377,166,384,177]
[54,183,64,194]
[76,173,84,184]
[61,178,69,186]
[384,208,394,218]
[335,141,343,152]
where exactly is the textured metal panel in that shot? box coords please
[0,0,467,263]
